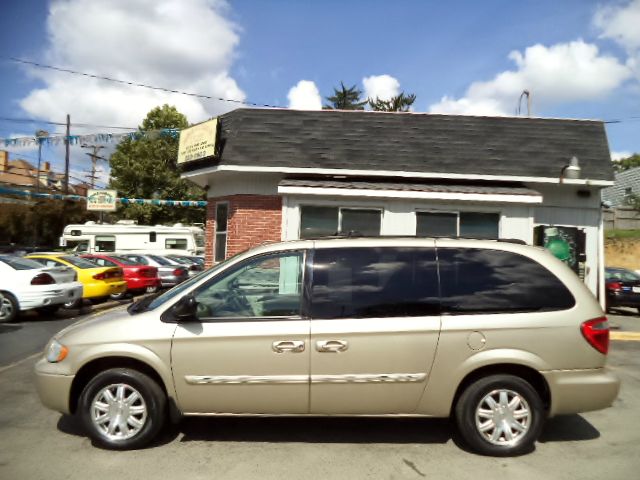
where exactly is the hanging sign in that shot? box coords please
[87,189,118,211]
[177,118,218,164]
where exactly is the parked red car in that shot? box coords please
[81,254,161,298]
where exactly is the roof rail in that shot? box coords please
[302,233,528,244]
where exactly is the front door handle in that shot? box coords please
[316,340,349,353]
[272,340,305,353]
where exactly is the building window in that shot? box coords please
[459,212,500,239]
[215,202,229,262]
[166,238,188,250]
[416,211,499,239]
[416,212,458,237]
[95,235,115,252]
[299,206,382,239]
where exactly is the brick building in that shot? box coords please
[180,108,614,303]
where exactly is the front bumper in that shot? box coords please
[34,358,74,415]
[542,367,621,416]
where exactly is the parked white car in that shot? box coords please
[0,255,83,322]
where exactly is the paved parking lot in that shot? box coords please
[0,310,638,480]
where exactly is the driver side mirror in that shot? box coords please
[172,294,198,322]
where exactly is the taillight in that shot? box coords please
[189,265,199,271]
[607,282,622,292]
[31,273,56,285]
[173,268,186,276]
[581,317,609,355]
[93,272,106,280]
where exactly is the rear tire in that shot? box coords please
[109,292,128,301]
[78,368,166,450]
[455,374,545,456]
[0,291,19,323]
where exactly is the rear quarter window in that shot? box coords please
[438,248,575,314]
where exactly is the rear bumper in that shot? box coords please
[543,367,621,416]
[34,358,74,415]
[16,283,83,311]
[83,281,127,299]
[127,277,161,291]
[607,292,640,308]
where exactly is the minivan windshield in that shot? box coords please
[129,264,219,314]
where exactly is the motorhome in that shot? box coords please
[61,221,205,256]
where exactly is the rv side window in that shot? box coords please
[149,232,157,242]
[95,235,115,252]
[166,238,188,250]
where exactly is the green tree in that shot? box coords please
[109,105,205,226]
[324,82,367,110]
[612,153,640,173]
[368,92,417,112]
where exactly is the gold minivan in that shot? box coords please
[35,238,620,456]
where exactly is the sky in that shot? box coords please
[0,0,639,188]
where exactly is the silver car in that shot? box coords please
[118,254,188,288]
[34,238,619,455]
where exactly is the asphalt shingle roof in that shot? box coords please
[199,108,613,182]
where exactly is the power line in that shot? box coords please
[5,56,284,109]
[0,116,137,130]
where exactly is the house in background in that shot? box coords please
[0,150,87,199]
[602,166,640,207]
[179,108,614,303]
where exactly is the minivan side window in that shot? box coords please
[438,248,575,314]
[194,251,303,319]
[310,247,440,319]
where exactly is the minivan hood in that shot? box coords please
[55,305,131,340]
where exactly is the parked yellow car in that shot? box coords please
[26,254,127,308]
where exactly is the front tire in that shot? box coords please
[78,368,166,450]
[455,374,545,456]
[0,291,19,322]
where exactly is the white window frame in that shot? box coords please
[414,208,502,238]
[297,204,384,238]
[214,201,229,262]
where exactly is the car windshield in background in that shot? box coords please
[168,256,192,265]
[110,256,138,266]
[0,255,43,270]
[60,256,102,269]
[149,255,173,266]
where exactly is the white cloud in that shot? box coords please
[362,74,401,102]
[611,151,632,161]
[287,80,322,110]
[429,40,631,116]
[595,0,640,80]
[20,0,245,129]
[595,0,640,52]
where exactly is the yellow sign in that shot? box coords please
[87,189,117,211]
[178,118,218,164]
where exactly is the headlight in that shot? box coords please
[45,339,69,363]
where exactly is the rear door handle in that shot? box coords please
[316,340,349,353]
[272,340,305,353]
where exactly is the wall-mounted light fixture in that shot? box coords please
[560,156,581,183]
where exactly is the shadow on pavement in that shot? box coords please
[538,414,600,442]
[55,412,599,449]
[178,416,453,444]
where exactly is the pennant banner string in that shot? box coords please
[0,128,181,148]
[0,186,207,207]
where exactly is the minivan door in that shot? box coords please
[309,244,441,414]
[171,250,310,414]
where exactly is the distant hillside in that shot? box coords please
[605,237,640,270]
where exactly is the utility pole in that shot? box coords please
[81,144,106,189]
[33,129,49,249]
[61,115,70,234]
